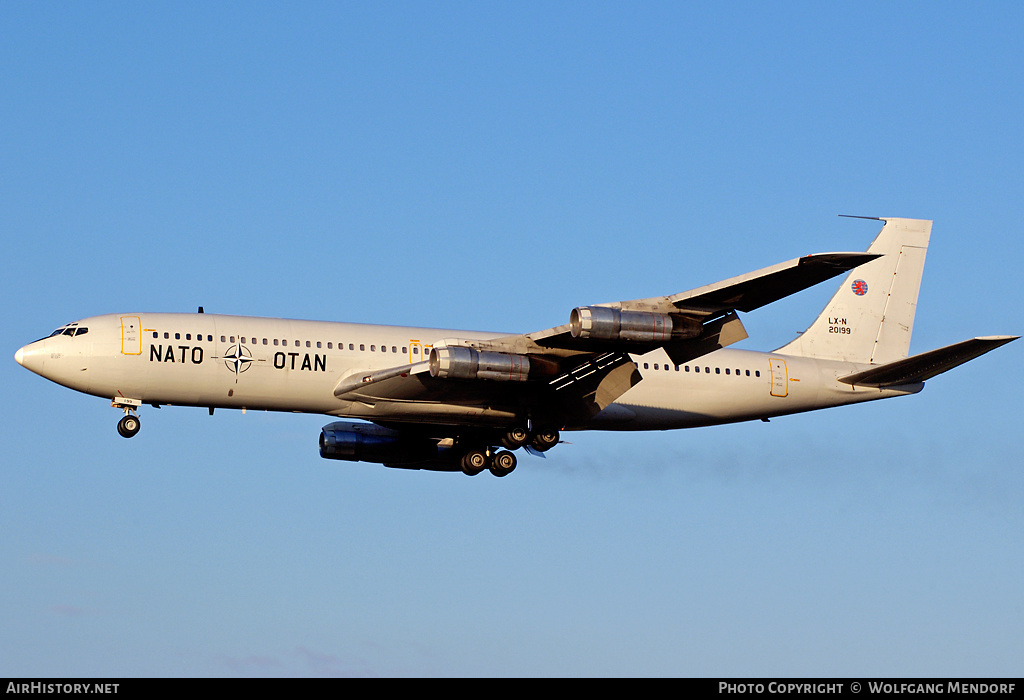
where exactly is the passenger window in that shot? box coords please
[306,341,311,348]
[715,367,720,374]
[402,347,407,354]
[349,344,354,350]
[175,333,181,340]
[685,366,690,372]
[153,332,158,339]
[327,342,332,349]
[370,345,376,352]
[755,371,761,377]
[207,335,212,342]
[746,370,750,376]
[653,363,659,370]
[392,346,397,353]
[643,363,649,369]
[220,336,226,342]
[705,367,710,373]
[316,342,322,348]
[360,344,365,351]
[725,368,730,375]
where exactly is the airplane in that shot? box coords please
[14,217,1016,477]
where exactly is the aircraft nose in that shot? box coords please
[15,341,45,375]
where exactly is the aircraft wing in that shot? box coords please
[521,252,879,364]
[334,250,880,428]
[332,351,641,427]
[838,336,1018,387]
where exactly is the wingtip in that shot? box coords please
[976,335,1020,343]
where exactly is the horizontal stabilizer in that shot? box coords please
[838,336,1018,387]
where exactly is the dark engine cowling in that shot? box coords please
[569,306,700,342]
[429,346,531,381]
[319,421,438,465]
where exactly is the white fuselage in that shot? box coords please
[16,312,921,431]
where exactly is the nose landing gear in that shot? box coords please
[117,413,141,438]
[111,397,142,438]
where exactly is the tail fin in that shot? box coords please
[776,217,931,364]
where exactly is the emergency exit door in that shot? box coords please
[121,316,141,355]
[769,358,788,397]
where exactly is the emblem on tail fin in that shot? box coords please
[851,279,868,296]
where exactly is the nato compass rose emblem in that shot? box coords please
[218,344,255,382]
[851,279,869,296]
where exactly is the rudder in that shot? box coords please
[776,217,931,364]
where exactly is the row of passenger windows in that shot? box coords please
[152,331,422,355]
[640,361,761,378]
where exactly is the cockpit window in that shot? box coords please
[47,323,87,338]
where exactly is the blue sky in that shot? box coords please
[2,2,1022,677]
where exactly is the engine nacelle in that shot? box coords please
[569,306,701,342]
[429,346,531,381]
[319,421,438,465]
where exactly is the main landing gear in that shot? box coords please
[460,448,518,478]
[111,397,142,438]
[457,427,561,477]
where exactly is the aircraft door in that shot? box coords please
[121,316,142,355]
[769,358,788,397]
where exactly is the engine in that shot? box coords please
[569,306,700,342]
[429,346,531,381]
[319,421,439,465]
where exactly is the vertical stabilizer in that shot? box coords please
[776,217,931,364]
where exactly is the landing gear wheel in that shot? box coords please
[489,450,517,477]
[529,430,559,452]
[461,449,488,476]
[117,414,141,438]
[501,428,529,450]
